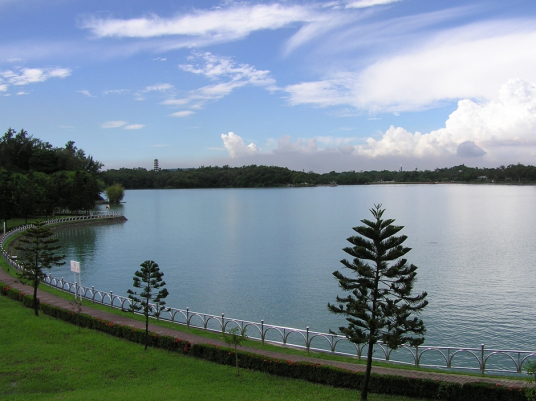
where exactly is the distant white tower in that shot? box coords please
[154,159,161,172]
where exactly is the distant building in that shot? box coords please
[154,159,161,172]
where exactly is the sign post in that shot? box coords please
[70,260,81,301]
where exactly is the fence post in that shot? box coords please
[306,326,310,355]
[186,307,190,329]
[481,344,485,374]
[261,320,264,345]
[221,313,225,334]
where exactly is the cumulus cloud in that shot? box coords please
[355,79,536,161]
[101,121,127,128]
[219,79,536,171]
[457,141,486,157]
[221,132,259,158]
[124,124,145,130]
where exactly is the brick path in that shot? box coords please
[0,267,530,388]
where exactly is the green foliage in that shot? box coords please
[0,128,103,217]
[14,221,65,316]
[223,326,248,376]
[524,359,536,401]
[525,359,536,383]
[127,260,169,350]
[101,163,536,190]
[105,183,125,203]
[328,204,428,400]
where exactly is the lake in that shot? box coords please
[51,184,536,353]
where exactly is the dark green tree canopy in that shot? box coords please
[0,128,104,218]
[328,204,427,400]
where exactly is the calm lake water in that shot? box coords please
[51,184,536,353]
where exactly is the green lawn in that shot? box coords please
[0,296,425,401]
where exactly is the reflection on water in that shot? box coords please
[51,185,536,353]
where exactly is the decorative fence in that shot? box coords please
[2,216,535,376]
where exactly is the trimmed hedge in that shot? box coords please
[0,279,530,401]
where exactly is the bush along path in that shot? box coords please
[0,268,532,401]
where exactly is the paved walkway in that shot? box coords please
[0,267,530,388]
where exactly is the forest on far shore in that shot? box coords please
[2,128,535,221]
[102,163,536,189]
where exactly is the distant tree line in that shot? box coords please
[102,163,536,190]
[0,128,104,227]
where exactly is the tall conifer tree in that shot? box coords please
[127,260,169,350]
[328,204,428,401]
[15,221,65,316]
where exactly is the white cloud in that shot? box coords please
[180,52,274,86]
[284,19,536,112]
[221,132,259,158]
[101,120,127,128]
[124,124,145,130]
[16,91,28,95]
[0,67,71,92]
[164,52,276,110]
[170,110,194,117]
[218,79,536,171]
[345,0,402,9]
[144,83,173,92]
[78,89,94,97]
[82,4,314,41]
[354,79,536,161]
[1,67,70,86]
[103,89,130,95]
[161,98,189,106]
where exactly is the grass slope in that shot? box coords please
[0,296,425,401]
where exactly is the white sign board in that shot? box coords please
[70,260,81,273]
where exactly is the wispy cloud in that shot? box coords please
[102,120,145,129]
[81,4,314,40]
[0,66,71,92]
[345,0,402,9]
[134,83,173,100]
[78,89,95,97]
[103,89,130,95]
[170,110,194,118]
[163,52,276,115]
[101,120,127,129]
[284,18,536,112]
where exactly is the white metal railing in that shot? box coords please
[2,216,535,376]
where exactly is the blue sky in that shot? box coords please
[1,0,535,172]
